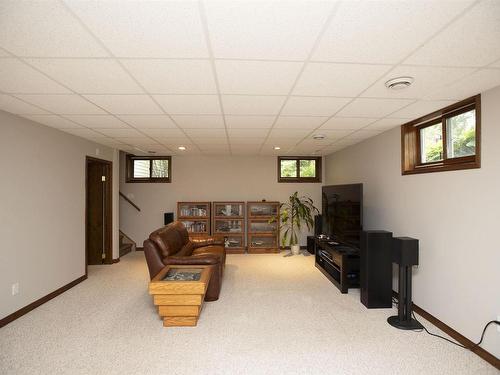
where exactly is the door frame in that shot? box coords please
[85,156,113,276]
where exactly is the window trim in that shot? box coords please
[277,156,322,183]
[401,95,481,175]
[125,154,172,183]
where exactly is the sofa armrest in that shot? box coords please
[163,255,219,266]
[190,237,224,249]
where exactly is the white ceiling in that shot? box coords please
[0,0,499,156]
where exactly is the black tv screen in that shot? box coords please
[322,184,363,249]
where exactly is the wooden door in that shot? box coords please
[86,158,112,266]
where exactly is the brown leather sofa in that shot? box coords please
[143,221,226,301]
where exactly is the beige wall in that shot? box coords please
[119,154,322,246]
[324,86,500,358]
[0,111,119,320]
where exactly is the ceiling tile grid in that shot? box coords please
[0,0,498,156]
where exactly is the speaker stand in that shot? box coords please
[387,265,423,330]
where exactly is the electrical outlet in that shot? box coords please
[11,282,19,296]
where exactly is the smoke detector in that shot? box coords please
[313,134,326,140]
[385,76,414,90]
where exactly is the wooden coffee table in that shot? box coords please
[149,265,212,327]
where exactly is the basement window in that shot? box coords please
[278,156,322,183]
[401,95,480,175]
[126,155,171,183]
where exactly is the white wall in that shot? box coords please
[0,111,119,320]
[119,154,322,246]
[324,86,500,358]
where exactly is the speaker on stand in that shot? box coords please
[164,212,174,225]
[314,215,323,236]
[387,237,423,330]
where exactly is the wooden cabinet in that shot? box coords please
[177,202,210,238]
[212,202,245,254]
[247,201,280,254]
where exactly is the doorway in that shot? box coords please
[86,156,113,272]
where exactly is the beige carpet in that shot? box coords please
[0,251,496,374]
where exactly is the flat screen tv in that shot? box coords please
[322,184,363,249]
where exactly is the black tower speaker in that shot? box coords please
[360,230,393,308]
[306,236,316,254]
[164,212,174,225]
[314,215,323,236]
[387,237,423,330]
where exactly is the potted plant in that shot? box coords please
[270,192,319,255]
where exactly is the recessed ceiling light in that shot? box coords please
[178,146,186,151]
[385,76,414,90]
[313,134,326,140]
[274,146,281,150]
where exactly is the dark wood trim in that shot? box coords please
[277,156,322,183]
[119,191,141,211]
[125,154,171,183]
[401,95,481,175]
[136,247,144,251]
[85,156,113,275]
[112,258,120,263]
[0,275,87,328]
[392,291,499,370]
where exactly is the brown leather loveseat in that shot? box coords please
[143,221,226,301]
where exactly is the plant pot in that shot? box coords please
[291,244,301,255]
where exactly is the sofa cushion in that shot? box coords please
[192,245,224,256]
[149,226,184,258]
[177,242,194,257]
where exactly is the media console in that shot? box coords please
[315,238,360,294]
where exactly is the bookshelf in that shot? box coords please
[177,202,211,238]
[247,201,280,254]
[212,202,245,254]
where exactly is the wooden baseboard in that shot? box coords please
[135,247,144,251]
[0,275,87,328]
[113,258,120,263]
[392,291,499,370]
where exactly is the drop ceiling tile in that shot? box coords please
[319,117,377,130]
[264,138,300,148]
[0,1,108,57]
[24,115,82,129]
[314,129,354,139]
[337,98,414,118]
[190,138,228,145]
[282,97,351,116]
[227,128,268,137]
[172,115,225,129]
[27,59,143,94]
[362,66,475,99]
[183,128,227,138]
[274,116,328,129]
[64,115,129,129]
[140,128,186,138]
[229,137,265,145]
[61,128,104,138]
[122,59,217,94]
[154,95,221,115]
[0,95,49,114]
[0,59,70,94]
[114,137,156,146]
[205,1,335,60]
[389,100,455,120]
[66,1,208,58]
[15,94,105,114]
[97,128,144,138]
[117,115,177,129]
[84,95,162,114]
[404,1,500,67]
[313,0,473,64]
[344,130,384,140]
[225,115,275,128]
[222,95,286,115]
[425,69,500,100]
[367,118,408,131]
[294,63,389,97]
[216,60,302,95]
[268,128,311,139]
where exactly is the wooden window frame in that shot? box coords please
[401,95,481,175]
[125,154,171,183]
[277,156,322,183]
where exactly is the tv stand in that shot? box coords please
[315,238,360,294]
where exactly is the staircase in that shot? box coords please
[119,231,136,257]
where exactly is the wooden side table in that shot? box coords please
[149,265,212,327]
